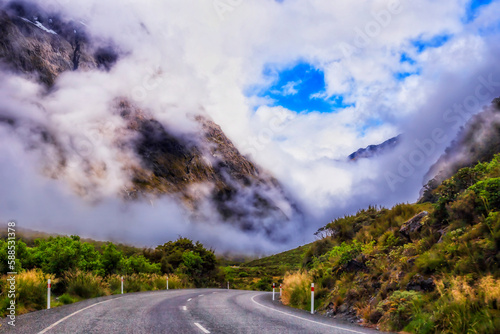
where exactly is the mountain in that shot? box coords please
[420,97,500,202]
[0,1,299,237]
[348,135,401,161]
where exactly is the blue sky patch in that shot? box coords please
[394,68,421,81]
[400,53,416,65]
[412,34,452,53]
[253,62,353,113]
[464,0,494,23]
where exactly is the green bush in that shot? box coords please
[328,240,363,266]
[65,271,109,299]
[0,269,55,316]
[470,178,500,214]
[255,277,272,291]
[31,236,101,275]
[58,293,76,305]
[377,290,423,331]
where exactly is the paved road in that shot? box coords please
[0,289,380,333]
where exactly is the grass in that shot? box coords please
[0,269,55,316]
[64,270,109,299]
[281,271,313,310]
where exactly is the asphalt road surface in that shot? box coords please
[0,289,381,334]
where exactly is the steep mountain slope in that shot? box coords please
[420,98,500,202]
[0,1,299,237]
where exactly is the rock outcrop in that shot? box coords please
[400,211,428,242]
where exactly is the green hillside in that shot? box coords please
[244,244,312,269]
[273,154,500,333]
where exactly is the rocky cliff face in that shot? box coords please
[0,2,104,86]
[0,1,299,237]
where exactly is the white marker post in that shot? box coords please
[311,283,315,314]
[227,281,229,290]
[121,276,124,294]
[47,279,51,309]
[280,284,282,298]
[272,283,275,301]
[166,276,169,290]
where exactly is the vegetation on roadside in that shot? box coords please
[219,244,312,291]
[0,236,219,317]
[279,154,500,333]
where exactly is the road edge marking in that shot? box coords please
[38,297,123,334]
[250,293,366,334]
[194,322,210,333]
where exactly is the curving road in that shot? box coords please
[0,289,380,334]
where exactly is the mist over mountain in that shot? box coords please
[1,0,500,253]
[0,0,301,251]
[348,135,401,161]
[420,98,500,201]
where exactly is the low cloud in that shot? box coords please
[1,0,500,253]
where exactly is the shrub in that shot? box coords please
[431,276,500,333]
[416,249,447,274]
[165,275,184,289]
[65,270,109,299]
[120,255,161,275]
[255,277,272,291]
[377,290,423,331]
[470,178,500,214]
[31,236,101,275]
[328,241,363,267]
[281,272,312,310]
[58,293,76,305]
[107,274,123,295]
[0,269,55,316]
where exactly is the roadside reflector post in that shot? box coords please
[280,284,282,298]
[167,276,169,290]
[121,276,124,294]
[311,283,315,314]
[47,279,51,309]
[272,283,275,301]
[227,281,229,290]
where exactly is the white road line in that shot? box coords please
[38,297,122,334]
[187,298,192,302]
[212,292,217,294]
[194,322,210,333]
[250,294,366,334]
[198,294,204,297]
[182,306,187,311]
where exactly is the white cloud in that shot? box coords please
[280,80,301,96]
[1,0,500,252]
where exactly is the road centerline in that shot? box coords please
[194,322,210,333]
